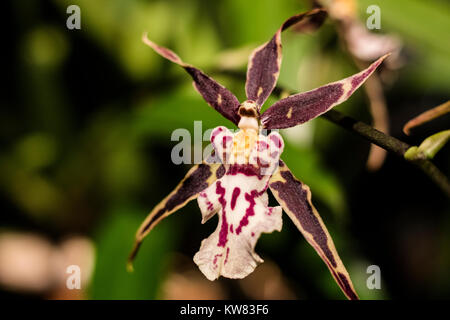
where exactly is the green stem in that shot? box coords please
[321,110,450,197]
[321,110,409,156]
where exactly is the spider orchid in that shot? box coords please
[129,8,388,300]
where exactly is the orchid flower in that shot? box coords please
[129,9,388,300]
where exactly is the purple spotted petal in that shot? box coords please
[261,54,389,129]
[128,162,224,269]
[245,8,327,109]
[269,160,359,300]
[142,34,241,125]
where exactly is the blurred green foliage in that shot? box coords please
[90,206,175,299]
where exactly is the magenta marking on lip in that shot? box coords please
[270,134,282,148]
[211,127,223,143]
[257,141,269,151]
[224,247,230,265]
[216,181,228,247]
[230,187,241,210]
[213,253,223,268]
[222,135,232,148]
[219,135,232,163]
[255,156,270,168]
[227,164,264,180]
[201,192,214,211]
[236,190,258,235]
[251,232,255,237]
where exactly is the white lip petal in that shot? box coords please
[194,127,284,280]
[194,192,283,280]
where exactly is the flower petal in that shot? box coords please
[194,128,285,280]
[403,100,450,135]
[245,8,327,108]
[142,33,241,125]
[128,162,225,270]
[261,54,389,129]
[269,160,359,300]
[194,189,282,280]
[209,126,235,165]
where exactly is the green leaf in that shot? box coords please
[89,206,175,299]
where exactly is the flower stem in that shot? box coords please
[321,109,450,197]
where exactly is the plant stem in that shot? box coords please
[321,110,409,157]
[321,109,450,197]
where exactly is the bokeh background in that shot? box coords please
[1,0,449,299]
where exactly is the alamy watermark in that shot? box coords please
[66,5,81,30]
[66,265,81,290]
[366,5,381,30]
[366,265,381,289]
